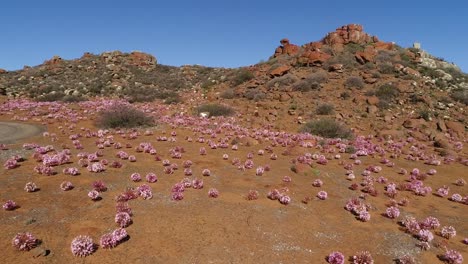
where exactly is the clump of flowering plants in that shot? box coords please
[3,200,18,210]
[70,235,96,257]
[352,251,374,264]
[12,232,38,251]
[327,251,345,264]
[115,212,132,228]
[24,182,38,192]
[60,181,74,191]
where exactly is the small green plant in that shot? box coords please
[418,109,431,121]
[196,103,234,117]
[232,69,254,85]
[96,104,154,129]
[315,103,335,115]
[300,119,353,139]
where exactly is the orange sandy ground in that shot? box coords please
[0,105,466,264]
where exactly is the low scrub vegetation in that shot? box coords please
[293,72,328,92]
[450,89,468,105]
[375,83,399,102]
[232,69,254,85]
[95,104,154,129]
[315,103,335,115]
[196,103,234,117]
[345,76,364,89]
[300,119,353,139]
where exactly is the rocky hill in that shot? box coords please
[0,51,228,103]
[0,24,467,157]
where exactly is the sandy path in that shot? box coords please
[0,121,45,144]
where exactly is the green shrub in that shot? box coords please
[345,76,364,89]
[375,83,399,101]
[196,103,234,117]
[96,104,154,129]
[315,103,335,115]
[300,119,353,139]
[418,109,431,121]
[232,69,254,85]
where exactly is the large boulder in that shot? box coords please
[274,38,300,57]
[269,65,292,77]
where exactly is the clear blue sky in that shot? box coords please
[1,0,467,72]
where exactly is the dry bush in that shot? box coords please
[266,74,298,90]
[376,83,399,101]
[345,76,365,89]
[300,119,353,139]
[315,103,335,115]
[293,72,328,92]
[220,88,235,99]
[96,104,154,129]
[451,89,468,105]
[244,89,266,101]
[232,69,254,85]
[196,103,234,117]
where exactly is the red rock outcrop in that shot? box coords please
[129,51,157,68]
[44,55,63,66]
[274,38,300,57]
[0,68,6,74]
[269,65,292,77]
[322,24,378,47]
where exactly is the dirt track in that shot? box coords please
[0,121,45,144]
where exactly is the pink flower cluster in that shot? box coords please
[34,165,55,175]
[443,249,463,264]
[24,182,38,192]
[115,212,132,227]
[87,189,100,200]
[137,184,153,199]
[60,181,74,191]
[3,200,18,210]
[352,251,374,264]
[70,235,95,257]
[208,188,219,198]
[345,198,371,222]
[385,206,400,219]
[100,228,128,249]
[12,232,38,251]
[4,158,19,169]
[63,167,79,176]
[327,251,345,264]
[317,191,328,200]
[87,162,105,173]
[441,226,456,239]
[267,189,291,205]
